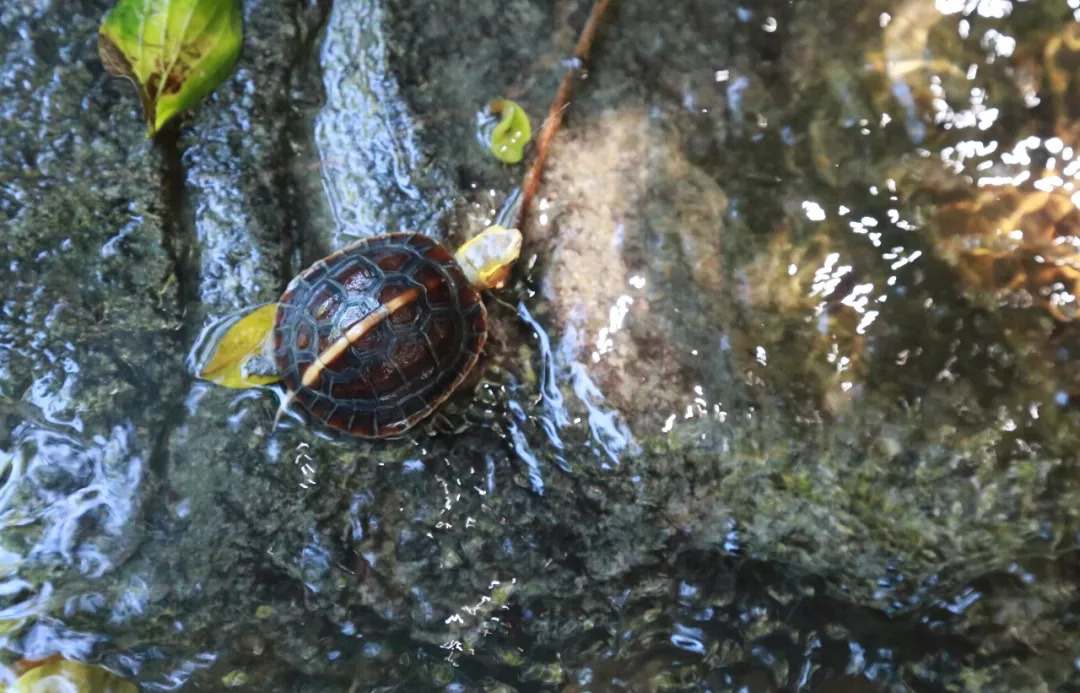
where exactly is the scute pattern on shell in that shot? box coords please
[272,233,487,438]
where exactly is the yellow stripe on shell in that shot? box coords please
[273,286,422,430]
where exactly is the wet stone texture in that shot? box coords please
[0,0,178,673]
[315,0,457,252]
[4,0,1080,691]
[183,0,333,312]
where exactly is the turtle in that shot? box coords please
[194,225,523,438]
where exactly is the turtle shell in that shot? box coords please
[272,232,487,438]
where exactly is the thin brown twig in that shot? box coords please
[514,0,613,233]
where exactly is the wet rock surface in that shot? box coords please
[0,0,178,675]
[4,0,1080,691]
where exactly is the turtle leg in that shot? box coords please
[272,391,293,431]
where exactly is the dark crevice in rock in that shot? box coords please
[274,0,334,289]
[149,122,198,484]
[154,120,198,320]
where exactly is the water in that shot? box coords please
[3,0,1080,690]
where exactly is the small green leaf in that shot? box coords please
[221,670,250,688]
[488,99,531,164]
[194,302,281,389]
[98,0,243,136]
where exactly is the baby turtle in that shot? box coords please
[195,225,522,438]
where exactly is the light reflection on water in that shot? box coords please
[0,421,143,683]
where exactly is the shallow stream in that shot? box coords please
[3,0,1080,690]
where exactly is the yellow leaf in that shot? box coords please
[193,302,280,389]
[11,659,137,693]
[488,99,531,164]
[98,0,243,136]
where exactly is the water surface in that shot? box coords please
[3,0,1080,690]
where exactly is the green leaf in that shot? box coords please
[488,99,531,164]
[194,302,281,389]
[98,0,243,136]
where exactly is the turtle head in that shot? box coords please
[454,225,523,290]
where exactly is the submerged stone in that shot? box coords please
[2,0,1080,690]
